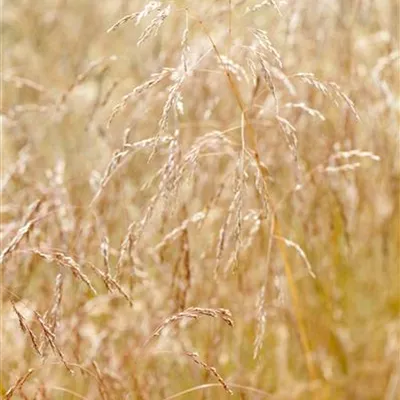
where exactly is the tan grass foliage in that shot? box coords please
[2,0,399,399]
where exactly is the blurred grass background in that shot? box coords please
[1,1,399,399]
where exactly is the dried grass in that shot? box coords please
[2,0,398,398]
[144,307,234,348]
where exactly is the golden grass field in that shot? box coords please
[1,1,399,399]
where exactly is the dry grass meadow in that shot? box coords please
[1,1,400,399]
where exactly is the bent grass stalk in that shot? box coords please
[195,14,318,385]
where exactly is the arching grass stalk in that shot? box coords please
[193,13,318,384]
